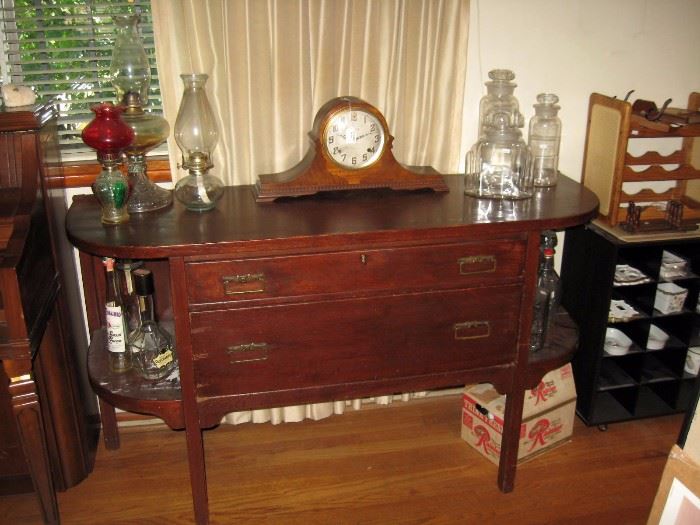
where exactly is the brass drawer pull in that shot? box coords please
[458,255,496,275]
[454,321,490,340]
[222,272,265,295]
[226,342,270,363]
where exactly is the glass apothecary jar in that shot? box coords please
[528,93,561,187]
[465,111,533,200]
[478,69,524,138]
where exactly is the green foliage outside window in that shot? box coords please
[1,0,162,156]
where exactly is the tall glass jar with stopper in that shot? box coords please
[528,93,562,187]
[109,14,173,213]
[478,69,524,138]
[173,74,224,211]
[465,111,532,200]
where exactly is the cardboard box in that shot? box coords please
[647,445,700,525]
[461,363,577,465]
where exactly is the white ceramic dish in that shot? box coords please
[654,282,688,314]
[685,347,700,376]
[646,325,670,350]
[660,251,689,280]
[604,328,633,356]
[614,264,651,286]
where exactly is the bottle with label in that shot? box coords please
[127,268,177,381]
[116,259,143,332]
[103,257,131,373]
[529,238,562,353]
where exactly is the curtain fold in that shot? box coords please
[151,0,470,424]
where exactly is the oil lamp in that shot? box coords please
[173,74,224,212]
[81,102,134,225]
[109,14,172,213]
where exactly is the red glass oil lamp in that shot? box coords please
[81,102,134,225]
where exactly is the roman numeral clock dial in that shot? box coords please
[253,96,448,201]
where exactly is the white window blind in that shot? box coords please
[0,0,164,160]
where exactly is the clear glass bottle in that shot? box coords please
[103,257,131,373]
[529,242,562,353]
[173,74,224,212]
[478,69,524,138]
[465,111,533,200]
[127,268,177,381]
[528,93,561,187]
[116,259,143,333]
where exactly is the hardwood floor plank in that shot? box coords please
[0,394,682,524]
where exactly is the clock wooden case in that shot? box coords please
[254,96,448,202]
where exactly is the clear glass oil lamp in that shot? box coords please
[81,102,134,225]
[120,92,173,212]
[173,73,224,212]
[110,14,150,105]
[110,14,172,213]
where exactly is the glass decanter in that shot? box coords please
[174,74,224,212]
[81,102,134,225]
[127,268,177,381]
[528,93,562,187]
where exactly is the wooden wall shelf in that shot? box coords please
[581,92,700,233]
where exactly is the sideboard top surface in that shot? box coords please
[66,174,598,259]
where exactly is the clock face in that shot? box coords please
[324,109,385,169]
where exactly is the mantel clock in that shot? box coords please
[253,97,448,201]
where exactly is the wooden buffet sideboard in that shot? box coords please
[66,174,598,524]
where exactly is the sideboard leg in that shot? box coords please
[185,425,209,525]
[98,398,120,450]
[497,386,526,493]
[10,374,60,524]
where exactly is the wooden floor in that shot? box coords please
[0,394,682,524]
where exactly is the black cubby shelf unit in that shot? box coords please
[561,222,700,426]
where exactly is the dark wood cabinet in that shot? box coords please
[561,223,700,427]
[0,106,97,524]
[67,175,598,524]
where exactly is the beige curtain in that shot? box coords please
[151,0,470,424]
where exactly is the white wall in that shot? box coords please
[462,0,700,182]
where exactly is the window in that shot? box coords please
[0,0,163,160]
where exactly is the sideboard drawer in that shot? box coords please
[190,285,521,398]
[185,239,525,305]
